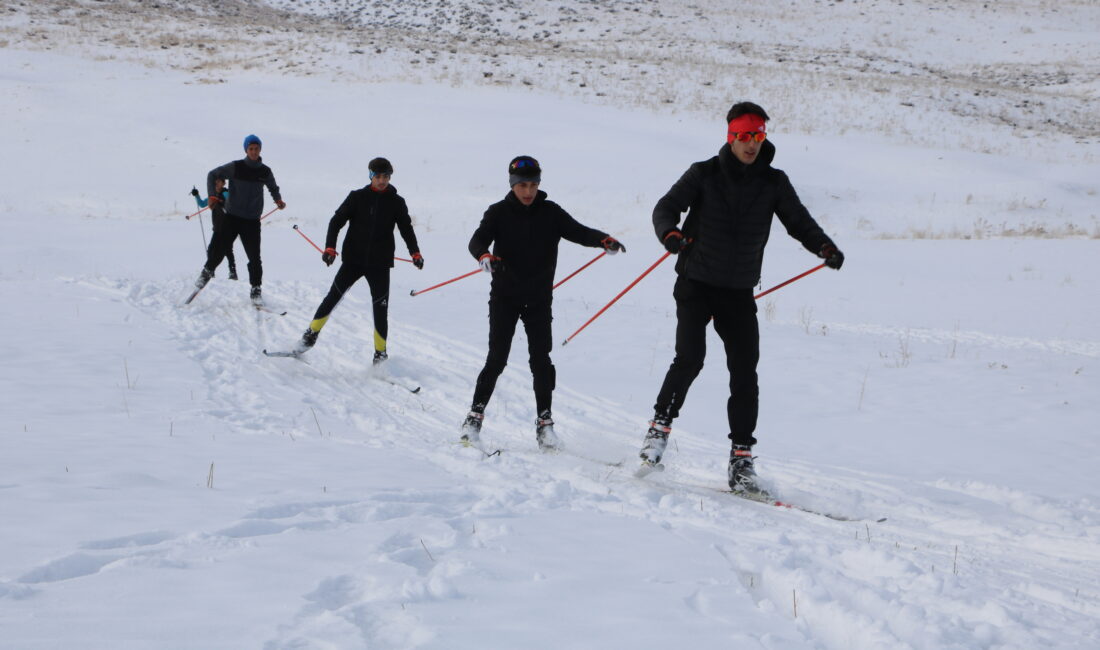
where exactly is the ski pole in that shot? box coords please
[259,206,280,221]
[409,269,481,296]
[553,251,605,290]
[562,251,672,345]
[754,263,826,300]
[198,213,208,251]
[185,205,209,220]
[394,256,414,264]
[292,224,330,255]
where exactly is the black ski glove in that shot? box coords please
[412,252,424,270]
[819,243,844,270]
[662,229,686,255]
[322,247,337,266]
[190,186,200,197]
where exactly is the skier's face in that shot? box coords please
[730,137,760,165]
[512,181,539,206]
[370,173,391,192]
[245,143,261,161]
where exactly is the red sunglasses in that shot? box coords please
[729,131,767,143]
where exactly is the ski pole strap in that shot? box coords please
[562,251,672,345]
[552,251,605,290]
[754,263,826,300]
[409,268,482,297]
[292,224,326,254]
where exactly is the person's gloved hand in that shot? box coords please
[601,236,626,255]
[479,253,503,274]
[190,187,200,197]
[322,247,337,266]
[662,229,686,254]
[819,243,844,270]
[412,252,424,270]
[208,195,221,207]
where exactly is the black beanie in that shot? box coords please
[508,155,541,186]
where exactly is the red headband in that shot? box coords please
[727,114,766,143]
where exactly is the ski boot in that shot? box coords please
[295,328,318,354]
[460,406,485,445]
[728,444,764,494]
[250,285,263,307]
[194,267,213,290]
[535,410,560,451]
[373,350,388,365]
[639,416,671,467]
[228,266,239,281]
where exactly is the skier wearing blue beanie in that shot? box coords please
[192,134,286,307]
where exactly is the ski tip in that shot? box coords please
[410,386,422,394]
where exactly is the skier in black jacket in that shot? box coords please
[294,157,423,362]
[193,134,285,306]
[191,178,237,280]
[639,101,845,493]
[460,155,625,450]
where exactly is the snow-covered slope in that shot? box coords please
[1,1,1098,648]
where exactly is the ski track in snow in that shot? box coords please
[12,274,1090,648]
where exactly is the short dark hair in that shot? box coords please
[368,157,393,175]
[726,102,769,124]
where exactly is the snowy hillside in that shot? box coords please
[2,1,1099,648]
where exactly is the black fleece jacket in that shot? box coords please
[652,140,833,289]
[326,184,419,268]
[469,190,608,299]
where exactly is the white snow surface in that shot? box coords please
[2,1,1099,648]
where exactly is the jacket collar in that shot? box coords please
[718,139,775,179]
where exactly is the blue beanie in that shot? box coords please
[243,134,262,151]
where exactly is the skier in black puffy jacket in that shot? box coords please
[638,101,845,494]
[459,155,625,451]
[293,157,423,363]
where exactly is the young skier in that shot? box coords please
[191,178,237,280]
[293,157,424,363]
[460,155,626,450]
[193,134,285,306]
[638,101,845,493]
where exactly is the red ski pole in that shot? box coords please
[292,224,331,255]
[409,269,482,296]
[185,205,209,220]
[562,251,672,346]
[553,251,606,290]
[259,206,280,221]
[754,263,826,300]
[394,256,414,264]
